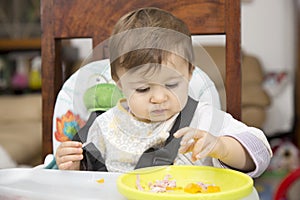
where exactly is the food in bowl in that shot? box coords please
[136,174,220,194]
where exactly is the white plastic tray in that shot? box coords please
[0,168,125,200]
[0,168,259,200]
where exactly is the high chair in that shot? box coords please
[41,0,241,159]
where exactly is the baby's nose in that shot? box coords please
[150,85,168,103]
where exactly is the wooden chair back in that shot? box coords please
[41,0,241,158]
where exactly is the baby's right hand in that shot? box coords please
[55,141,83,170]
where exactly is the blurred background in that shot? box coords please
[0,0,299,199]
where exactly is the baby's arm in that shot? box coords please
[55,141,83,170]
[174,127,255,172]
[210,135,255,171]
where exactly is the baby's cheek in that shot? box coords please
[172,86,189,109]
[127,95,148,115]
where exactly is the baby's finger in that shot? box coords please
[58,160,80,170]
[191,139,206,160]
[179,129,198,146]
[178,139,194,153]
[56,147,83,157]
[57,154,83,165]
[192,134,218,160]
[173,127,191,138]
[58,161,73,170]
[60,141,82,148]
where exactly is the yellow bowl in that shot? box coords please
[117,165,253,200]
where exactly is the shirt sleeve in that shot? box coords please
[227,132,271,177]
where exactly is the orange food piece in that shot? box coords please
[184,183,202,193]
[184,183,221,194]
[205,185,221,193]
[96,178,105,183]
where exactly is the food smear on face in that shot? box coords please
[136,174,220,194]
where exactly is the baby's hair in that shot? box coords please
[112,7,190,37]
[109,7,194,81]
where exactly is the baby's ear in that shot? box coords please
[189,65,195,80]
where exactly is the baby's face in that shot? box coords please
[116,55,192,122]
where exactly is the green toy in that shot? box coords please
[83,83,124,111]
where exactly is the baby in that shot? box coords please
[55,7,272,178]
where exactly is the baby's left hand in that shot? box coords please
[174,127,220,161]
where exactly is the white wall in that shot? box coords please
[241,0,297,74]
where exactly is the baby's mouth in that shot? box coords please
[151,109,167,115]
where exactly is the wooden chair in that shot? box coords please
[41,0,241,158]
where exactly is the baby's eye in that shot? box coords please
[136,87,150,93]
[165,83,179,89]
